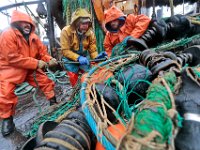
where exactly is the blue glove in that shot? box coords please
[95,52,108,59]
[78,56,89,65]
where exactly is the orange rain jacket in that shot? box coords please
[104,6,151,57]
[0,10,52,84]
[0,10,54,118]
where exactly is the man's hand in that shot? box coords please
[95,51,108,59]
[48,58,58,67]
[38,60,47,69]
[78,56,89,65]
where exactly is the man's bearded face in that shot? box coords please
[18,21,31,35]
[110,19,120,30]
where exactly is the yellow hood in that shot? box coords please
[70,8,91,26]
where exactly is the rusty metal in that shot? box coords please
[46,0,56,57]
[0,0,45,11]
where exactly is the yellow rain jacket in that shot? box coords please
[60,8,98,61]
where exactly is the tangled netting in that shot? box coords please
[111,34,200,58]
[26,83,81,137]
[80,53,182,150]
[62,0,105,53]
[117,71,182,150]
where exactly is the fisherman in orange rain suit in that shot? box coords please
[104,6,151,57]
[0,10,58,137]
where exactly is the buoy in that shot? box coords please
[95,123,126,150]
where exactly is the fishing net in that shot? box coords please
[111,33,200,58]
[62,0,105,53]
[80,53,182,150]
[26,81,81,137]
[117,71,182,150]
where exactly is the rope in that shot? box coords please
[81,54,139,149]
[27,90,80,137]
[151,34,200,52]
[80,53,183,150]
[33,70,42,113]
[46,68,69,84]
[24,70,79,137]
[117,71,182,150]
[42,138,78,150]
[14,82,34,96]
[14,69,69,96]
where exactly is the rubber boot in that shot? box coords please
[1,116,15,137]
[49,96,58,106]
[67,71,79,87]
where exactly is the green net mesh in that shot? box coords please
[26,85,80,137]
[111,33,200,58]
[132,72,182,144]
[191,65,200,78]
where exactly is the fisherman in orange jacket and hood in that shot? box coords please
[104,6,192,57]
[103,6,151,57]
[0,10,58,136]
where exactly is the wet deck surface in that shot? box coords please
[0,82,73,150]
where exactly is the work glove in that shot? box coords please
[95,51,108,59]
[78,56,89,65]
[48,58,58,67]
[38,60,47,69]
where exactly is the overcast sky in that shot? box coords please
[0,0,39,30]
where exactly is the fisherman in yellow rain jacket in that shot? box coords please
[60,8,107,86]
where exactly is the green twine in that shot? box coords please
[26,88,80,137]
[111,42,141,58]
[63,0,91,24]
[191,65,200,78]
[152,34,200,52]
[111,33,200,58]
[105,64,152,121]
[131,72,182,146]
[146,72,177,109]
[133,106,173,144]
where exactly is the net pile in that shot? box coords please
[111,34,200,58]
[26,83,81,137]
[80,54,182,150]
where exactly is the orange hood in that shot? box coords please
[104,6,126,32]
[11,10,35,32]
